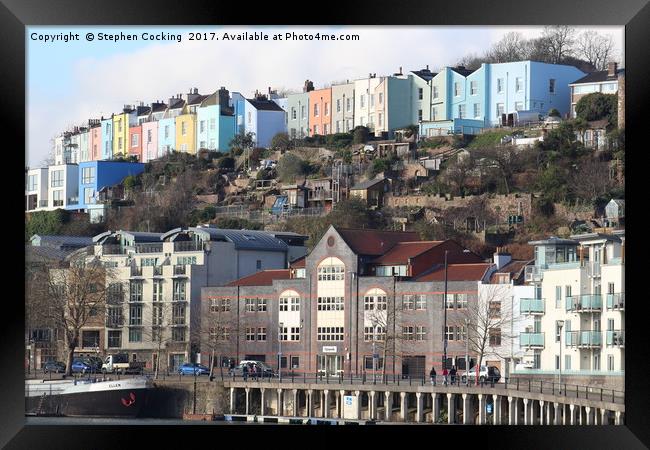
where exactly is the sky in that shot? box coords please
[26,26,624,167]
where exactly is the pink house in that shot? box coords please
[141,121,159,162]
[89,121,102,161]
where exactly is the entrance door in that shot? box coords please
[317,355,343,375]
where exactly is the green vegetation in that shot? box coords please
[276,153,308,182]
[467,130,510,149]
[213,217,262,230]
[270,132,291,151]
[25,209,107,241]
[575,92,618,128]
[352,126,370,144]
[418,137,448,149]
[548,108,561,117]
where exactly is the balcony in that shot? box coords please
[566,330,601,348]
[172,317,186,326]
[586,262,601,278]
[308,190,333,201]
[565,294,602,312]
[173,241,203,252]
[107,294,124,304]
[524,266,542,282]
[102,245,126,255]
[520,298,545,315]
[67,196,79,205]
[606,330,625,347]
[519,332,544,348]
[606,293,625,310]
[136,243,163,254]
[173,265,187,276]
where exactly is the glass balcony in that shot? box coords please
[102,245,125,255]
[606,330,625,347]
[565,294,602,312]
[566,330,601,348]
[524,266,542,282]
[606,293,625,310]
[136,243,163,253]
[519,332,544,348]
[520,298,545,315]
[173,241,203,252]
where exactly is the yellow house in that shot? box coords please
[112,107,135,157]
[175,112,197,154]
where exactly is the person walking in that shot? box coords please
[243,363,249,381]
[430,366,437,386]
[251,364,257,381]
[450,366,457,385]
[442,367,448,386]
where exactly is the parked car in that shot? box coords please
[178,363,210,376]
[43,361,66,374]
[102,353,145,374]
[82,356,103,372]
[71,359,94,374]
[460,365,501,384]
[229,360,276,378]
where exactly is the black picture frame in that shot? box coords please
[3,0,648,447]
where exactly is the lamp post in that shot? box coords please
[371,317,378,384]
[465,318,470,386]
[558,320,564,394]
[278,322,284,382]
[442,250,449,372]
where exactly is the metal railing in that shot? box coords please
[524,266,542,282]
[136,243,163,253]
[606,330,625,347]
[606,293,625,310]
[38,200,48,207]
[519,332,545,348]
[174,241,204,252]
[105,317,124,327]
[566,330,602,348]
[102,245,125,255]
[565,294,602,312]
[520,298,545,315]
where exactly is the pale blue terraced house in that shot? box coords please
[100,117,113,160]
[196,87,236,152]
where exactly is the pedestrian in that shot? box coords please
[251,364,257,381]
[442,367,448,386]
[430,366,437,386]
[450,366,457,385]
[243,363,249,381]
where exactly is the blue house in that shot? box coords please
[77,161,145,220]
[196,87,236,152]
[232,92,287,148]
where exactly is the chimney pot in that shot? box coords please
[607,62,617,77]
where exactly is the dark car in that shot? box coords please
[43,361,66,374]
[71,359,93,374]
[82,356,103,372]
[178,363,210,376]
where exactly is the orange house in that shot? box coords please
[128,126,143,161]
[308,87,332,136]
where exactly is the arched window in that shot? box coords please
[317,257,345,281]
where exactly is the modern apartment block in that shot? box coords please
[46,164,79,211]
[87,227,306,370]
[200,226,492,377]
[25,167,49,211]
[523,233,624,385]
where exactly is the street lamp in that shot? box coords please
[278,322,284,382]
[465,318,470,386]
[558,320,564,394]
[371,317,378,384]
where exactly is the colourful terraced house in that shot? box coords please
[175,88,207,155]
[112,106,137,158]
[196,87,236,152]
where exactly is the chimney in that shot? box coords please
[493,247,512,270]
[303,80,314,93]
[218,86,230,106]
[457,65,466,70]
[400,66,403,75]
[607,61,617,77]
[426,64,429,70]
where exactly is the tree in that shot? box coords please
[576,31,615,71]
[548,108,561,118]
[575,93,618,127]
[568,157,614,204]
[542,26,577,63]
[200,299,239,378]
[27,252,115,376]
[478,145,532,195]
[352,126,370,144]
[364,291,402,379]
[442,154,476,197]
[229,131,256,170]
[276,153,306,182]
[270,132,291,152]
[487,32,527,63]
[451,284,514,384]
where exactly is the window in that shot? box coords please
[593,354,600,371]
[496,103,505,117]
[336,121,341,133]
[489,301,501,318]
[118,137,123,150]
[129,304,142,325]
[291,356,300,369]
[257,327,266,341]
[314,103,319,117]
[365,326,385,341]
[418,109,423,121]
[458,325,467,341]
[209,118,216,131]
[555,320,563,343]
[164,125,169,139]
[324,124,329,134]
[82,167,95,184]
[130,281,143,303]
[379,93,383,104]
[555,286,562,308]
[364,356,384,370]
[245,298,256,312]
[131,133,139,147]
[564,355,571,370]
[346,98,351,112]
[317,296,344,311]
[245,327,256,341]
[279,298,289,312]
[378,113,383,127]
[317,265,345,281]
[607,355,614,371]
[181,121,187,136]
[403,295,414,310]
[470,81,478,95]
[370,94,374,107]
[445,326,455,341]
[515,102,523,111]
[473,103,480,118]
[153,280,163,302]
[84,187,95,204]
[313,125,319,135]
[108,331,121,348]
[199,121,205,133]
[555,355,560,370]
[454,82,460,96]
[402,326,414,340]
[549,79,556,93]
[257,298,267,312]
[256,260,262,270]
[147,130,152,143]
[433,86,439,99]
[497,78,504,93]
[416,326,427,341]
[324,102,329,116]
[152,304,163,326]
[176,256,196,266]
[291,107,297,120]
[418,88,423,100]
[173,280,186,301]
[107,307,123,327]
[515,77,523,92]
[565,285,572,299]
[432,107,437,121]
[533,350,541,369]
[128,328,142,343]
[489,328,501,346]
[458,104,465,119]
[415,295,426,310]
[50,170,64,188]
[172,327,186,342]
[210,298,230,313]
[360,95,365,108]
[317,327,344,341]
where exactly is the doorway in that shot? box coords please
[317,355,343,376]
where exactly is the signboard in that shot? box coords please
[322,346,337,353]
[486,403,493,414]
[343,395,359,420]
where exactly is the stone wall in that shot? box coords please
[143,380,229,418]
[510,373,623,392]
[553,202,595,222]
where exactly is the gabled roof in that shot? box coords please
[489,260,532,283]
[226,269,291,286]
[168,98,186,109]
[570,69,623,85]
[188,95,209,106]
[151,103,168,113]
[136,106,151,116]
[350,178,387,191]
[411,69,437,81]
[450,66,476,77]
[25,245,72,263]
[415,263,493,282]
[289,255,306,268]
[371,241,443,265]
[247,99,285,112]
[334,227,420,257]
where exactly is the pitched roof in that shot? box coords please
[247,99,285,112]
[25,245,71,263]
[226,269,291,286]
[289,255,306,268]
[188,95,209,106]
[350,178,387,190]
[450,66,476,77]
[334,227,420,256]
[411,69,437,81]
[371,241,443,265]
[489,260,532,283]
[30,234,94,249]
[415,263,493,282]
[151,103,167,113]
[570,69,623,85]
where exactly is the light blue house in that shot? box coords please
[76,160,145,221]
[196,87,236,152]
[100,117,113,160]
[233,94,287,148]
[286,91,310,139]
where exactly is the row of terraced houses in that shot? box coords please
[28,225,624,389]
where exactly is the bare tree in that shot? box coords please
[442,154,476,197]
[200,298,238,378]
[568,158,614,203]
[365,293,402,379]
[451,284,514,384]
[28,251,115,376]
[522,36,553,62]
[576,31,615,71]
[488,32,527,63]
[542,26,577,63]
[479,145,533,195]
